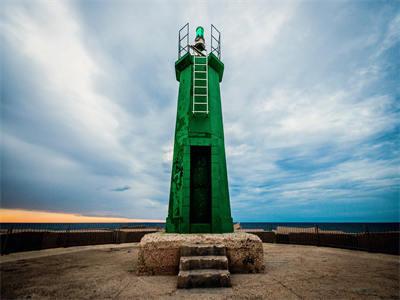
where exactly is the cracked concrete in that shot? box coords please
[1,243,399,299]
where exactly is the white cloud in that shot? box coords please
[376,12,400,57]
[1,1,398,221]
[1,1,170,218]
[1,1,136,165]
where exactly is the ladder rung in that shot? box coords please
[194,71,207,73]
[193,94,207,96]
[195,78,207,81]
[193,102,207,105]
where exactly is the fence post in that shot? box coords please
[364,225,370,252]
[315,224,320,246]
[114,226,120,244]
[117,226,121,244]
[65,225,70,248]
[2,225,13,255]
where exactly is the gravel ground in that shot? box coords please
[1,243,399,299]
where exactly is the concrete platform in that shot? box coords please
[1,243,399,299]
[137,232,264,275]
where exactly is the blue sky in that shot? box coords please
[1,0,399,222]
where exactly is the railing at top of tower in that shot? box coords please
[178,23,189,59]
[211,24,221,60]
[178,24,222,60]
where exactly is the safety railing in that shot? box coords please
[178,23,189,59]
[237,222,400,255]
[0,223,165,255]
[211,24,221,59]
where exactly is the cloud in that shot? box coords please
[111,186,131,192]
[1,1,170,219]
[1,1,399,222]
[376,12,400,57]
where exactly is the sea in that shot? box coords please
[1,222,399,233]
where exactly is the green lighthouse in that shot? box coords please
[166,24,233,234]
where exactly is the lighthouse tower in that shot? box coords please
[166,24,233,234]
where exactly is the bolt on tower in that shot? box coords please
[166,24,233,233]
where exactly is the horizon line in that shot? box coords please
[0,209,165,223]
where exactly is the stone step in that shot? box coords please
[180,244,226,257]
[177,269,231,288]
[179,255,228,271]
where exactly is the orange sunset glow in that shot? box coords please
[0,209,165,223]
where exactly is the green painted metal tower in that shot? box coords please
[166,24,233,233]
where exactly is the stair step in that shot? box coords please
[180,255,228,271]
[177,269,231,288]
[180,244,226,257]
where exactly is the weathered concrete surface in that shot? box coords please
[178,244,231,288]
[181,244,226,256]
[0,243,133,263]
[137,232,264,275]
[178,269,231,288]
[180,255,228,270]
[1,243,399,299]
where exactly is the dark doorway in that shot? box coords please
[190,146,211,224]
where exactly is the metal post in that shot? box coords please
[114,226,120,244]
[364,225,371,252]
[65,225,70,248]
[2,225,13,255]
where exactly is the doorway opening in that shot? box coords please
[190,146,211,225]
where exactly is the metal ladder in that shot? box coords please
[192,55,208,115]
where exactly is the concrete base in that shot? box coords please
[137,232,264,275]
